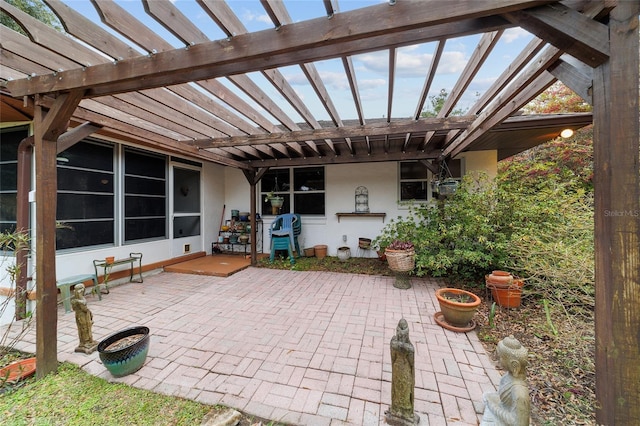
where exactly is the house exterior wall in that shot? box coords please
[223,149,497,257]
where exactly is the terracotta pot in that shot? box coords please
[314,245,328,259]
[105,256,115,265]
[435,288,481,328]
[0,357,36,383]
[486,270,513,285]
[304,247,315,257]
[486,277,524,308]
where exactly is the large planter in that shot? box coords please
[98,326,150,377]
[385,248,415,272]
[434,288,481,331]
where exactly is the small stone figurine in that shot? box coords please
[385,318,419,425]
[71,283,99,354]
[481,335,531,426]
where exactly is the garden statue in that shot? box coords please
[481,335,531,426]
[71,283,99,354]
[385,318,419,425]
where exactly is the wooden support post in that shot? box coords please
[33,91,84,378]
[242,168,259,265]
[33,105,60,378]
[593,3,640,424]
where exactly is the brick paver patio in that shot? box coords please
[5,268,501,425]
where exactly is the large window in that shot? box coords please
[56,140,115,249]
[261,167,325,215]
[124,148,167,242]
[0,127,27,234]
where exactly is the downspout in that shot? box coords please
[15,136,34,320]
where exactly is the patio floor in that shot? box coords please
[5,268,501,425]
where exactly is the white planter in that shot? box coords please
[337,246,351,261]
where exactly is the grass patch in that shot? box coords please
[1,363,211,425]
[258,255,393,276]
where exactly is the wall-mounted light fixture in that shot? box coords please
[560,128,574,138]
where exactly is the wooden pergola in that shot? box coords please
[1,1,638,423]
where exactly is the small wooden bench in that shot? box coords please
[56,274,100,313]
[93,253,143,293]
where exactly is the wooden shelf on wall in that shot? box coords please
[336,212,386,223]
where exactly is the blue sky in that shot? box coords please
[60,0,535,124]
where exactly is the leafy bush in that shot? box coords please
[375,172,510,282]
[374,167,595,308]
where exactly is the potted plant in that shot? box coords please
[434,288,481,332]
[384,240,415,272]
[265,192,284,215]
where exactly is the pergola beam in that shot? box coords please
[6,0,554,97]
[504,3,609,67]
[192,116,475,149]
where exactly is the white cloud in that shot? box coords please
[360,78,386,90]
[241,10,272,26]
[356,52,389,74]
[318,71,350,91]
[356,49,467,77]
[503,27,530,43]
[436,51,467,74]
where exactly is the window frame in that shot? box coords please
[398,159,465,204]
[123,146,168,243]
[55,139,116,251]
[260,166,326,216]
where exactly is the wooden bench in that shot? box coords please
[56,274,100,313]
[93,253,143,293]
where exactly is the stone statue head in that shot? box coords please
[73,283,85,297]
[396,318,410,342]
[497,335,528,377]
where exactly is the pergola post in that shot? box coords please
[33,92,83,378]
[593,3,640,424]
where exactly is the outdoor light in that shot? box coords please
[560,128,574,138]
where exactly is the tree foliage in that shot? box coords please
[524,81,592,114]
[0,0,61,35]
[421,88,469,117]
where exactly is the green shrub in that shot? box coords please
[374,170,595,308]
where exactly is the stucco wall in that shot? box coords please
[221,149,497,257]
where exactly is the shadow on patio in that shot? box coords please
[6,268,501,425]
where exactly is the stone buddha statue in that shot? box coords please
[481,335,530,426]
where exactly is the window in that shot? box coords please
[261,167,325,215]
[0,127,27,234]
[173,167,200,238]
[399,161,430,202]
[56,140,115,249]
[399,159,463,202]
[124,148,167,241]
